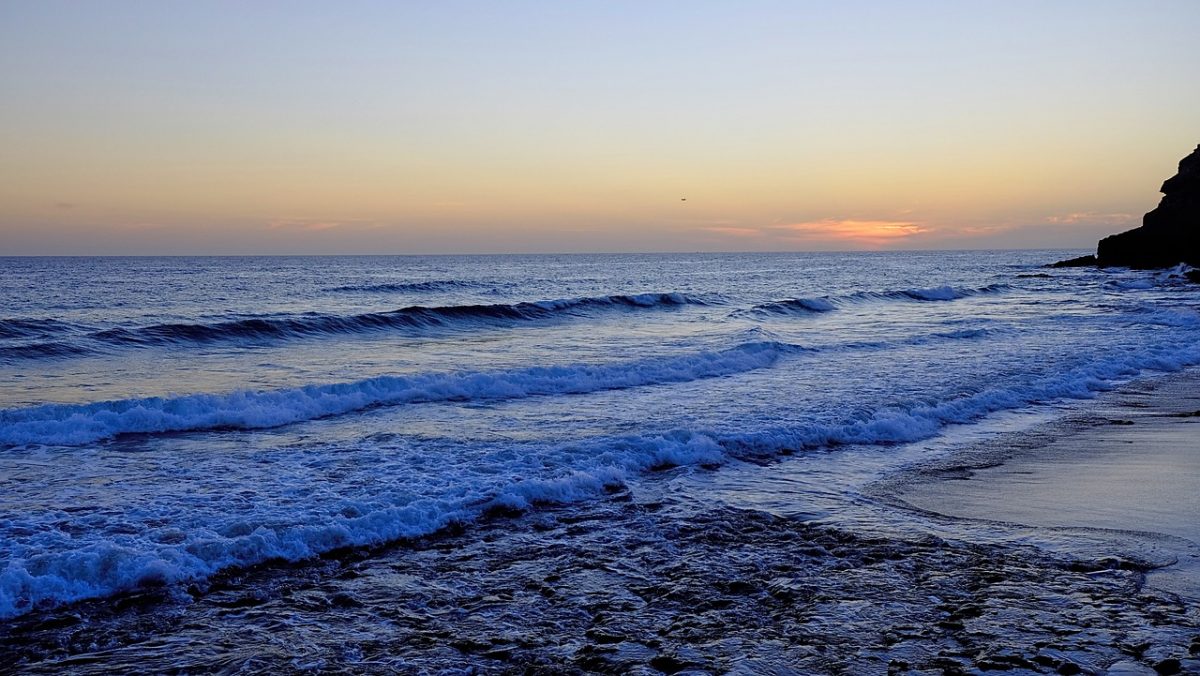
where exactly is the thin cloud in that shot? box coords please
[690,218,931,250]
[1045,212,1136,226]
[772,219,929,248]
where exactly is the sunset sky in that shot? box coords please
[2,1,1198,255]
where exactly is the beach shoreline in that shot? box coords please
[5,372,1200,673]
[885,367,1200,603]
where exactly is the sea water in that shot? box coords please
[2,251,1198,626]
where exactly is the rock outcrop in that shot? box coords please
[1096,144,1200,268]
[1048,254,1097,268]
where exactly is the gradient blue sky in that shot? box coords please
[2,0,1198,254]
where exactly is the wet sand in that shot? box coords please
[895,369,1200,601]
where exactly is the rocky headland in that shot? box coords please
[1054,144,1200,273]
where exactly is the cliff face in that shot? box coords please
[1097,144,1200,268]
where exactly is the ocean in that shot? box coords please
[2,251,1199,672]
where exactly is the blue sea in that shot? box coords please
[2,252,1199,671]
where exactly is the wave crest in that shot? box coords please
[82,292,713,348]
[745,284,1009,316]
[0,318,79,340]
[0,339,797,447]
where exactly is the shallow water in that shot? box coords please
[2,252,1200,670]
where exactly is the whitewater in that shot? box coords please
[2,251,1200,627]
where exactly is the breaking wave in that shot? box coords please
[749,297,838,315]
[745,284,1010,316]
[3,334,1198,620]
[0,339,800,447]
[71,293,712,348]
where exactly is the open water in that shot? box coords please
[2,252,1199,671]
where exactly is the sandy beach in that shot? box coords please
[894,369,1200,603]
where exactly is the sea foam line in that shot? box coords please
[0,324,1028,447]
[0,340,801,448]
[2,336,1198,620]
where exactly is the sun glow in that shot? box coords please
[774,219,929,248]
[0,2,1195,254]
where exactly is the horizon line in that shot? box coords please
[0,246,1093,258]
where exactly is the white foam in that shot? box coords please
[3,336,1199,619]
[903,286,963,301]
[0,340,797,447]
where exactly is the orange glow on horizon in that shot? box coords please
[773,219,929,248]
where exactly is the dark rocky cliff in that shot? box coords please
[1096,144,1200,268]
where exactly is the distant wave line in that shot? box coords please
[0,292,717,362]
[742,284,1011,317]
[326,279,501,293]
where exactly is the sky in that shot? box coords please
[1,1,1198,255]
